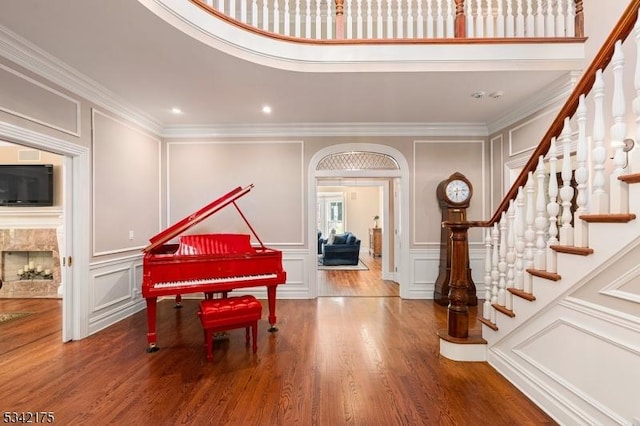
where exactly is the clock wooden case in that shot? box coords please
[434,172,477,306]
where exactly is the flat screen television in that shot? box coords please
[0,164,54,206]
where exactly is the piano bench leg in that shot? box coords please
[205,329,214,362]
[252,322,258,353]
[174,294,182,309]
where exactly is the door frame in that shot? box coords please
[0,121,90,341]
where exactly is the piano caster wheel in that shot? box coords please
[174,303,182,309]
[268,325,278,332]
[146,344,160,353]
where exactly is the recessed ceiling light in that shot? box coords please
[171,107,182,114]
[262,105,272,114]
[471,91,485,99]
[489,91,504,99]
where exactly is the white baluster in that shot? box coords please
[634,13,640,174]
[425,0,434,38]
[347,0,354,38]
[240,0,247,23]
[514,187,525,291]
[294,0,301,37]
[559,117,574,246]
[356,0,363,38]
[525,0,534,37]
[304,0,311,38]
[515,0,524,37]
[495,0,504,38]
[483,229,493,321]
[252,0,259,27]
[445,0,453,38]
[535,0,544,37]
[555,0,565,37]
[491,223,499,324]
[506,199,516,311]
[366,0,373,38]
[386,0,393,38]
[436,0,444,38]
[475,0,484,38]
[485,0,494,38]
[545,0,555,37]
[416,0,423,38]
[546,137,559,273]
[217,0,225,15]
[534,155,547,270]
[315,0,322,38]
[262,0,270,31]
[284,0,290,36]
[592,69,609,213]
[229,0,236,19]
[574,95,589,248]
[273,0,280,33]
[610,40,629,214]
[406,0,414,38]
[505,1,514,37]
[565,0,575,37]
[326,0,333,39]
[376,0,383,38]
[524,171,535,293]
[467,0,475,38]
[396,0,404,38]
[498,212,507,306]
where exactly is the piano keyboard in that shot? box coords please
[153,273,279,289]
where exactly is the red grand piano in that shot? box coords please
[142,184,286,352]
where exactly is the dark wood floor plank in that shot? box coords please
[0,267,556,425]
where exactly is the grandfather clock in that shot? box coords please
[434,172,477,306]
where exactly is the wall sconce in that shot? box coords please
[612,138,635,168]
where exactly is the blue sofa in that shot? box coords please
[321,232,361,266]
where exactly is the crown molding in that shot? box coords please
[160,122,490,138]
[487,71,579,135]
[0,25,163,136]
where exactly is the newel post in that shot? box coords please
[335,0,345,39]
[444,221,471,338]
[575,0,584,38]
[454,0,466,38]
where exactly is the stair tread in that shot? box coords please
[526,268,561,281]
[579,213,636,223]
[618,173,640,183]
[550,245,594,255]
[492,303,515,318]
[508,287,537,301]
[478,317,498,331]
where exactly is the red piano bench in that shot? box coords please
[197,295,262,362]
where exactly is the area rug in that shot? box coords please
[0,312,33,325]
[317,259,369,271]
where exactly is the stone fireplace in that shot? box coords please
[0,228,61,298]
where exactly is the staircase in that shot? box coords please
[440,2,640,424]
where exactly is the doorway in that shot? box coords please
[0,122,90,342]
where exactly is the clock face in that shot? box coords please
[445,179,471,203]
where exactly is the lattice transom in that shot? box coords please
[317,151,399,171]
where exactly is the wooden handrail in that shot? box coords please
[473,0,640,229]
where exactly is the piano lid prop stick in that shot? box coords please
[232,201,266,250]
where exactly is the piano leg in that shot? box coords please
[145,297,160,352]
[174,294,182,309]
[267,285,278,332]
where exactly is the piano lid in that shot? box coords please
[143,184,254,253]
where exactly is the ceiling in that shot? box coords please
[0,0,581,132]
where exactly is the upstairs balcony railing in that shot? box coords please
[192,0,584,42]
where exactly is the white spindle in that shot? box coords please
[467,0,475,38]
[218,0,225,15]
[514,187,525,291]
[546,137,559,273]
[416,0,423,38]
[262,0,270,31]
[555,0,565,37]
[475,0,484,38]
[396,0,404,39]
[491,223,500,322]
[356,0,363,38]
[506,200,516,311]
[445,0,453,38]
[326,0,333,39]
[496,0,504,37]
[376,0,383,38]
[525,0,534,37]
[347,0,354,38]
[505,1,514,37]
[406,0,414,38]
[366,0,373,38]
[483,229,493,321]
[205,0,214,7]
[559,117,574,246]
[610,40,629,214]
[273,0,280,34]
[294,0,301,37]
[592,69,609,213]
[534,155,547,270]
[486,0,494,38]
[284,0,290,36]
[252,0,259,28]
[240,0,247,23]
[565,0,575,37]
[498,212,507,306]
[229,0,236,19]
[515,0,524,37]
[386,0,393,38]
[535,0,544,37]
[315,0,321,39]
[574,95,589,248]
[524,172,535,293]
[634,12,640,173]
[545,0,555,37]
[436,0,444,38]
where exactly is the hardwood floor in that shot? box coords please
[0,290,556,425]
[317,253,399,297]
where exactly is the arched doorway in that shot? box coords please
[308,143,410,299]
